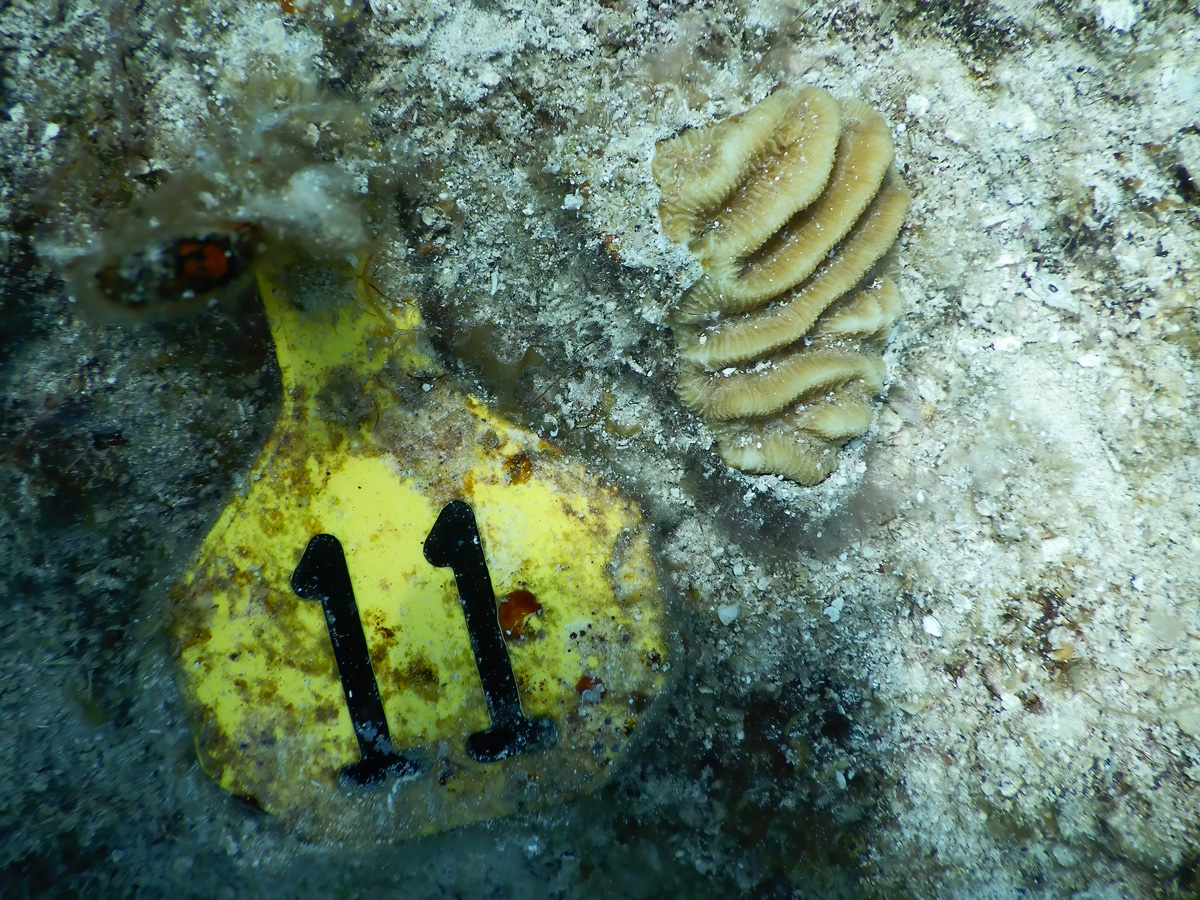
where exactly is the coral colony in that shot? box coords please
[655,86,908,484]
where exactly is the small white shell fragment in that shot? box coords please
[1027,268,1078,315]
[1041,277,1080,314]
[992,335,1022,352]
[717,603,740,625]
[1076,353,1102,367]
[922,614,943,637]
[1041,535,1071,560]
[906,94,930,118]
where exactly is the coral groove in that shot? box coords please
[654,86,909,485]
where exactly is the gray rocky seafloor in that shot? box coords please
[1,0,1199,897]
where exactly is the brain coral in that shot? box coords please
[653,86,909,485]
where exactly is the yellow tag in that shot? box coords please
[171,259,668,843]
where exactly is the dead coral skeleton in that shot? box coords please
[654,85,909,485]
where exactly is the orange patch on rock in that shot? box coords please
[575,675,606,700]
[504,452,533,485]
[498,588,541,640]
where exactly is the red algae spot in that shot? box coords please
[498,588,542,640]
[575,675,606,704]
[178,239,230,281]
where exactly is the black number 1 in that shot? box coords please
[292,534,421,789]
[424,500,558,763]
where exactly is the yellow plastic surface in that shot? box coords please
[171,258,668,843]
